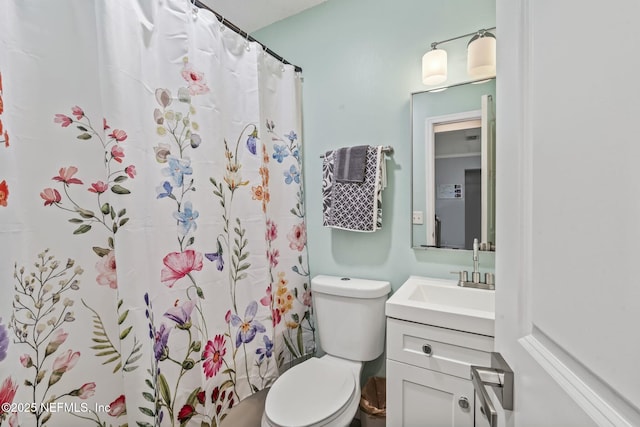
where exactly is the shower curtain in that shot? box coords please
[0,1,314,426]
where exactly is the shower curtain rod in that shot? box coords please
[193,0,303,73]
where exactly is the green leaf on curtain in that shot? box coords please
[119,325,133,340]
[138,407,155,418]
[297,325,304,354]
[186,387,202,407]
[114,175,128,183]
[111,184,131,194]
[95,349,118,356]
[93,247,111,257]
[118,208,127,217]
[102,354,120,365]
[77,132,92,140]
[77,126,88,132]
[118,309,129,325]
[108,237,114,248]
[76,208,95,218]
[119,218,129,227]
[73,224,92,235]
[283,337,298,358]
[68,218,83,223]
[219,379,234,391]
[159,373,171,406]
[142,392,155,403]
[137,422,155,427]
[113,361,122,373]
[101,203,111,215]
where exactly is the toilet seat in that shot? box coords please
[264,357,357,427]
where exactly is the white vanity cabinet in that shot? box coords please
[386,317,494,427]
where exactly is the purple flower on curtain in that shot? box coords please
[284,165,300,184]
[156,181,174,199]
[153,324,171,361]
[285,131,297,142]
[205,238,224,271]
[272,144,289,163]
[164,299,196,328]
[163,156,193,187]
[173,201,199,236]
[246,128,258,155]
[230,301,266,348]
[255,334,273,362]
[0,318,8,361]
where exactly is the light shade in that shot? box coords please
[422,48,447,85]
[467,32,496,78]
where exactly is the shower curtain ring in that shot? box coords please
[219,16,225,31]
[191,0,199,19]
[280,59,286,73]
[244,33,251,52]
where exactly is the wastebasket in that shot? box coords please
[359,377,386,427]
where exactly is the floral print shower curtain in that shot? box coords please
[0,1,314,426]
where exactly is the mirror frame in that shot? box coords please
[411,78,496,251]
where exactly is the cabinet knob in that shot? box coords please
[458,396,470,410]
[422,343,433,356]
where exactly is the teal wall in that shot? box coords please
[256,0,495,377]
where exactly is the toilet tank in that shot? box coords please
[311,275,391,361]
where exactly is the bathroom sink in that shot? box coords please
[386,276,495,336]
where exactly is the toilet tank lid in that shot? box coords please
[311,275,391,298]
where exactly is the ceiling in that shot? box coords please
[199,0,327,33]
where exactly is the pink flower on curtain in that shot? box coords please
[0,377,17,415]
[267,249,279,268]
[40,188,61,206]
[52,349,80,373]
[0,180,8,207]
[202,334,226,378]
[71,106,84,120]
[19,354,32,368]
[54,114,72,127]
[287,222,307,251]
[111,145,125,163]
[103,118,110,130]
[181,62,210,95]
[161,250,203,287]
[109,129,127,142]
[45,328,68,356]
[96,250,117,289]
[107,395,126,417]
[88,181,108,194]
[125,165,136,178]
[71,382,96,399]
[52,166,83,185]
[265,219,277,241]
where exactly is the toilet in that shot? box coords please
[262,275,390,427]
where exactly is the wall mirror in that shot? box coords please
[412,79,496,250]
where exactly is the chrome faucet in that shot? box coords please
[452,238,495,290]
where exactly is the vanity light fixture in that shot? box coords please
[467,29,496,78]
[422,44,447,85]
[422,27,496,85]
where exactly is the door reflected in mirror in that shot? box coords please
[411,79,496,251]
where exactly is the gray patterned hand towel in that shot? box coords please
[322,145,385,232]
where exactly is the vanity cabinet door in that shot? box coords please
[387,359,475,427]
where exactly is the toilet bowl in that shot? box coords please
[261,275,390,427]
[261,356,362,427]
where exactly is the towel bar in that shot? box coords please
[320,146,394,158]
